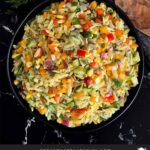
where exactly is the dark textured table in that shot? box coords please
[1,0,150,144]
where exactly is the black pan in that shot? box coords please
[7,0,144,133]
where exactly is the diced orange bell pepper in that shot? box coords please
[54,94,61,103]
[131,43,138,49]
[96,8,103,16]
[40,66,46,77]
[26,53,32,62]
[90,1,97,9]
[65,20,71,28]
[115,29,123,38]
[71,108,87,117]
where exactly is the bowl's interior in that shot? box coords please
[7,0,144,133]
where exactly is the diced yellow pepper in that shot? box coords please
[16,47,23,53]
[90,1,97,9]
[58,1,65,9]
[19,39,26,47]
[37,107,46,115]
[14,80,19,85]
[38,41,44,47]
[131,43,138,49]
[99,26,109,34]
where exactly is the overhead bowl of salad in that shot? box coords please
[7,0,144,131]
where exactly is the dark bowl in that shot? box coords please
[7,0,144,133]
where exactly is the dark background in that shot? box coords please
[0,0,150,144]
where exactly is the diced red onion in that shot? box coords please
[118,61,123,68]
[109,89,113,96]
[62,119,69,126]
[101,52,108,59]
[44,59,54,71]
[63,60,68,69]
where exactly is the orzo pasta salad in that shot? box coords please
[12,0,140,127]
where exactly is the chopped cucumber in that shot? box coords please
[27,39,36,48]
[74,66,86,77]
[72,59,79,67]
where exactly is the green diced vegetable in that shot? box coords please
[101,43,106,48]
[74,66,86,77]
[70,2,78,11]
[14,55,21,60]
[72,18,80,25]
[71,2,78,6]
[131,76,138,87]
[113,79,122,88]
[132,52,140,65]
[27,39,36,48]
[85,31,93,38]
[112,101,120,108]
[16,64,23,76]
[72,59,79,67]
[107,8,113,14]
[102,103,110,109]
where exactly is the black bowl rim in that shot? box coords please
[7,0,144,134]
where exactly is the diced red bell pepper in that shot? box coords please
[71,108,87,117]
[96,8,103,16]
[77,50,86,58]
[82,22,93,31]
[62,119,69,126]
[95,17,102,23]
[70,51,74,58]
[89,61,99,68]
[84,77,94,85]
[41,29,48,36]
[107,33,114,41]
[104,95,114,103]
[53,18,59,25]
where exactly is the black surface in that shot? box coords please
[1,0,150,144]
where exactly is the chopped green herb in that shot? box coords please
[113,79,122,88]
[101,43,106,48]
